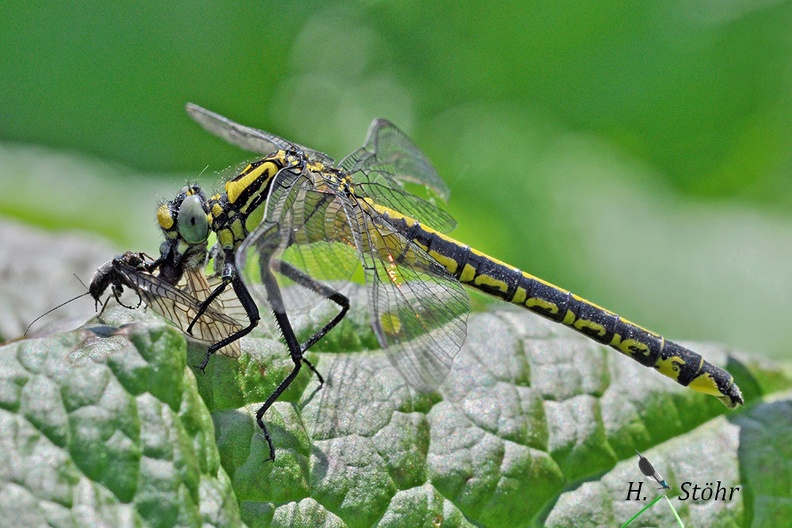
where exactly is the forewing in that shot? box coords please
[339,119,455,232]
[345,198,469,391]
[239,165,468,390]
[186,103,333,164]
[186,103,295,155]
[238,168,359,315]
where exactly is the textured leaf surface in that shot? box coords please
[2,235,790,528]
[0,315,243,527]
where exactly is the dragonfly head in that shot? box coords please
[156,185,210,284]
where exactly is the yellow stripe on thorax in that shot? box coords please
[226,160,277,204]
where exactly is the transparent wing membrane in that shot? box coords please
[237,170,352,317]
[354,182,456,233]
[186,103,333,164]
[339,119,455,233]
[116,260,244,357]
[235,160,468,391]
[186,103,297,155]
[350,200,468,390]
[341,118,450,201]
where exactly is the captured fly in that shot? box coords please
[88,251,245,357]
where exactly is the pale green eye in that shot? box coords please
[177,194,209,244]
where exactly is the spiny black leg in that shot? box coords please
[274,259,350,353]
[187,277,230,336]
[187,248,240,336]
[256,352,302,462]
[256,268,305,462]
[301,356,324,385]
[195,272,261,371]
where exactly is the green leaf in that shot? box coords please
[3,279,790,527]
[0,317,243,527]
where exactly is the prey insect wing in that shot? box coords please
[91,252,244,357]
[142,268,245,358]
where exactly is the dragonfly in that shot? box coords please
[98,104,743,459]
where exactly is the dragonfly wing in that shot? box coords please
[339,119,456,233]
[348,199,469,391]
[355,182,456,233]
[237,164,468,389]
[279,173,360,283]
[238,168,359,315]
[186,103,335,165]
[186,103,297,156]
[340,119,450,201]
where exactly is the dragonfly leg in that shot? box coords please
[300,357,323,385]
[256,268,305,461]
[187,250,241,336]
[197,273,261,370]
[186,277,230,336]
[273,259,350,354]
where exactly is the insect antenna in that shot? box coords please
[24,291,92,337]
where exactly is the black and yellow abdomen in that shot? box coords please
[377,205,743,409]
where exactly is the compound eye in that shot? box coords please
[177,194,209,244]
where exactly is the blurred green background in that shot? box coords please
[1,1,790,359]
